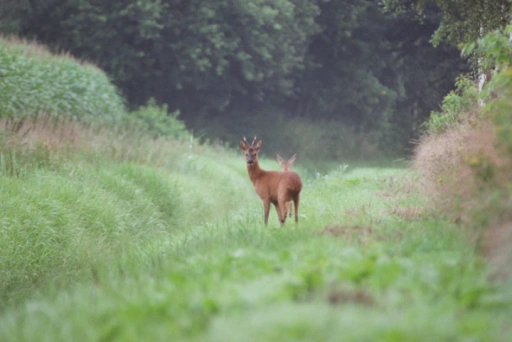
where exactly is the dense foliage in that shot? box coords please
[0,0,467,158]
[383,0,512,46]
[412,22,512,284]
[127,98,189,140]
[0,38,125,122]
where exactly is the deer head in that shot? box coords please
[276,154,296,172]
[239,136,262,166]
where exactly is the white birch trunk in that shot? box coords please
[478,26,486,106]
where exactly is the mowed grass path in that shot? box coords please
[0,153,511,341]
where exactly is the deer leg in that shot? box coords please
[271,203,282,227]
[263,200,271,226]
[282,205,288,226]
[293,195,300,224]
[287,202,292,217]
[277,199,288,227]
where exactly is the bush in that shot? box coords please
[476,28,512,153]
[413,119,500,218]
[0,37,125,122]
[126,98,189,140]
[423,75,479,134]
[414,26,512,277]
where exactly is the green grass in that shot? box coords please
[1,34,509,342]
[0,147,510,341]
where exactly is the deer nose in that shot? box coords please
[247,160,254,165]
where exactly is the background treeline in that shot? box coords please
[0,0,467,160]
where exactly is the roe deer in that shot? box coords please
[276,154,296,218]
[239,137,302,226]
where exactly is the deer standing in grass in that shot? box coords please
[239,137,302,226]
[276,154,296,219]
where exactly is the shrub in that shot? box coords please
[423,75,479,134]
[126,98,190,140]
[414,26,512,276]
[0,37,125,122]
[413,119,501,219]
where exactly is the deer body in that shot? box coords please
[240,137,302,226]
[276,154,297,218]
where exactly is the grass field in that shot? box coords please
[1,37,510,342]
[1,146,510,341]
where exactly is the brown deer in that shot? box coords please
[276,154,296,218]
[239,137,302,226]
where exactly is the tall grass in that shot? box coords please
[196,111,384,164]
[0,114,260,308]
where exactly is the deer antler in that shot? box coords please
[242,136,249,148]
[241,136,258,148]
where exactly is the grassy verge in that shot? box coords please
[0,137,255,308]
[0,154,510,340]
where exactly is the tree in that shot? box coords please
[17,0,166,105]
[383,0,512,103]
[385,6,468,148]
[288,0,465,152]
[159,0,320,116]
[14,0,320,115]
[382,0,512,46]
[293,1,397,130]
[0,0,468,157]
[0,0,31,33]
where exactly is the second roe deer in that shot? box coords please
[239,137,302,226]
[276,154,297,218]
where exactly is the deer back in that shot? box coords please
[253,169,302,203]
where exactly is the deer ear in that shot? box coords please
[288,154,296,165]
[254,140,263,151]
[276,154,284,164]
